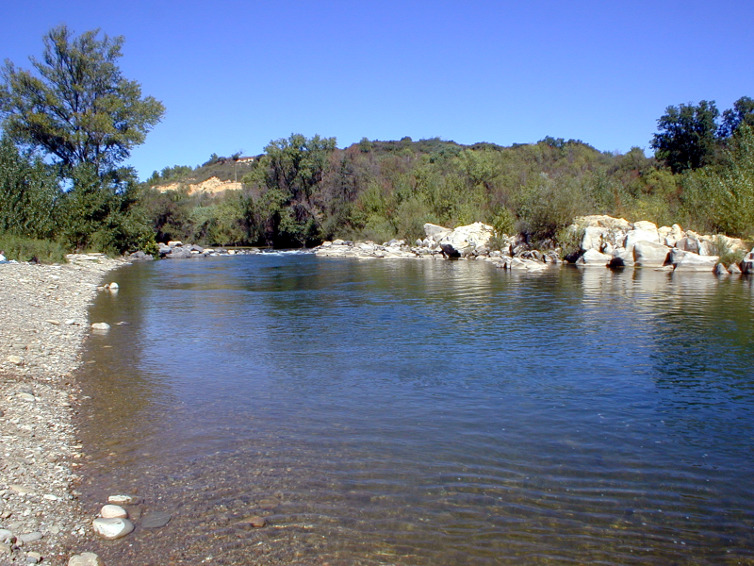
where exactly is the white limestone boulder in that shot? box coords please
[633,240,670,268]
[670,249,719,272]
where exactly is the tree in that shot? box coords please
[0,25,164,178]
[718,96,754,139]
[252,133,337,246]
[650,100,719,173]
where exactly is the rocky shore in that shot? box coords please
[314,217,754,275]
[0,254,125,565]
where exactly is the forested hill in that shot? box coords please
[140,134,663,248]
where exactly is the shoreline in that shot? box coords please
[0,254,126,565]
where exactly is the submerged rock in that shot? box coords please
[68,552,104,566]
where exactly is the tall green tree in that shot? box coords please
[0,25,164,178]
[650,100,719,173]
[252,133,337,246]
[718,96,754,139]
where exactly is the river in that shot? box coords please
[76,254,754,564]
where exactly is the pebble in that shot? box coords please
[92,517,134,539]
[18,532,43,544]
[68,552,104,566]
[100,504,128,519]
[141,511,172,529]
[238,515,267,528]
[107,494,139,505]
[25,550,43,563]
[90,322,110,331]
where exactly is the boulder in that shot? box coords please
[437,222,494,258]
[670,249,719,272]
[714,263,730,276]
[609,248,635,268]
[128,251,154,262]
[742,250,754,273]
[659,224,684,247]
[625,221,660,250]
[633,240,669,268]
[576,249,611,267]
[574,215,631,230]
[165,246,192,259]
[422,223,452,247]
[580,226,606,252]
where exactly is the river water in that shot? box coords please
[76,254,754,565]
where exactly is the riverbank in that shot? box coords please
[0,254,125,565]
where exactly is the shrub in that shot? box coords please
[0,233,68,263]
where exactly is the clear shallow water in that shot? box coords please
[76,256,754,565]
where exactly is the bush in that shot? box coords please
[0,233,68,263]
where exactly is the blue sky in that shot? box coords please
[2,0,753,180]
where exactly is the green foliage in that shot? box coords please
[147,164,194,186]
[491,207,516,237]
[249,133,337,246]
[0,233,68,263]
[0,135,59,239]
[651,100,720,173]
[555,223,586,260]
[719,96,754,139]
[515,174,596,244]
[0,25,165,178]
[710,235,747,266]
[59,164,156,254]
[682,124,754,237]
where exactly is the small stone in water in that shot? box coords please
[238,516,266,528]
[68,552,104,566]
[92,518,134,539]
[141,511,171,529]
[107,494,139,505]
[91,322,110,331]
[100,504,128,519]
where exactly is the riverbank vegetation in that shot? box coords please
[2,28,753,259]
[138,106,754,251]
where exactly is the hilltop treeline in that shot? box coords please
[141,108,754,250]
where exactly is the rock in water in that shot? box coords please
[107,494,139,505]
[68,552,104,566]
[100,504,128,519]
[92,517,134,539]
[141,511,172,529]
[91,322,110,331]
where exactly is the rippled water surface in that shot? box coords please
[77,255,754,564]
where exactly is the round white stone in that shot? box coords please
[92,517,134,539]
[100,504,128,519]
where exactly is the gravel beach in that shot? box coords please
[0,254,126,565]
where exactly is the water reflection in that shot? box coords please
[76,258,754,565]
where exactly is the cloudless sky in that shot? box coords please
[2,0,753,180]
